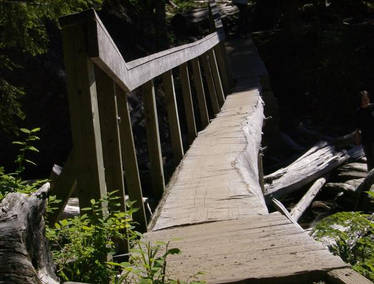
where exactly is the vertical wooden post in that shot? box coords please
[162,71,184,165]
[214,43,232,94]
[191,58,210,129]
[61,24,107,210]
[116,86,147,232]
[95,67,126,210]
[179,63,197,145]
[48,152,77,224]
[142,80,165,199]
[209,49,225,107]
[200,53,220,115]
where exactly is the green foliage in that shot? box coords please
[47,192,205,284]
[0,127,44,200]
[12,127,40,174]
[0,0,103,134]
[46,191,132,283]
[313,211,374,281]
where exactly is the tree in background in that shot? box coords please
[0,0,103,135]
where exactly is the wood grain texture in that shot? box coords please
[145,213,349,283]
[327,268,372,284]
[149,90,268,231]
[95,67,127,210]
[62,24,107,209]
[59,1,224,92]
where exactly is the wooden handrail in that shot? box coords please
[60,5,224,92]
[54,0,232,248]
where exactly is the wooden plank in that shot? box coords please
[290,177,326,221]
[48,153,77,224]
[60,9,222,92]
[116,86,147,232]
[200,53,220,115]
[179,63,197,145]
[62,24,107,210]
[191,58,210,129]
[142,80,165,199]
[145,214,348,283]
[209,49,225,106]
[214,43,231,94]
[95,66,126,210]
[162,71,184,165]
[327,268,372,284]
[272,198,303,231]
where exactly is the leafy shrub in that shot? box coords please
[313,211,374,281]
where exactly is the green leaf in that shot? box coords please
[25,159,37,166]
[31,127,40,133]
[12,141,26,145]
[20,128,31,134]
[26,146,39,152]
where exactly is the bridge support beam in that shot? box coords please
[162,71,184,166]
[191,58,210,129]
[62,24,107,210]
[200,53,220,116]
[116,86,147,232]
[142,80,165,199]
[179,63,197,145]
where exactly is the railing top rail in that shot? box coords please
[60,1,224,92]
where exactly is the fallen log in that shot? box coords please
[0,183,59,284]
[271,198,303,230]
[264,143,364,200]
[290,177,327,221]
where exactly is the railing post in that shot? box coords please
[191,58,210,129]
[162,71,184,165]
[200,53,220,115]
[142,80,165,199]
[214,44,232,94]
[61,23,107,210]
[116,86,148,232]
[209,49,225,107]
[95,67,127,210]
[179,63,197,145]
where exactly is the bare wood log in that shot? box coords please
[265,143,364,200]
[0,183,59,284]
[290,177,327,221]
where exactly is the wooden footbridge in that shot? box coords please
[53,1,371,283]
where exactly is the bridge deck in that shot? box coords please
[145,38,358,283]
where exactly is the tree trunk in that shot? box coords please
[264,142,364,199]
[0,183,59,284]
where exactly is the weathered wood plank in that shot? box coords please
[179,63,197,145]
[95,66,126,210]
[208,49,225,106]
[142,80,165,199]
[191,58,210,129]
[200,53,220,115]
[62,24,107,209]
[116,86,147,232]
[327,268,372,284]
[60,9,223,92]
[145,213,348,283]
[162,70,184,165]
